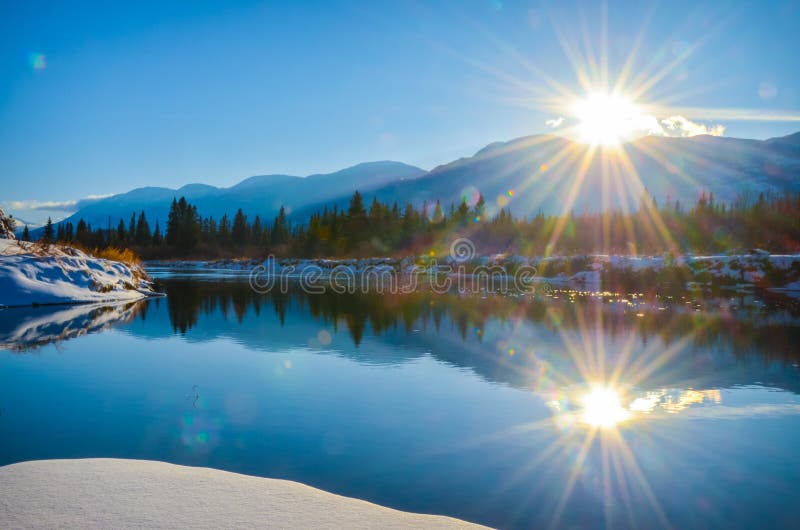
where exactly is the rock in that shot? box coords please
[0,207,16,240]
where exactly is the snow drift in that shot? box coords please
[0,239,158,307]
[0,459,487,529]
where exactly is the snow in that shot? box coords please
[0,459,487,529]
[0,239,158,307]
[146,252,800,291]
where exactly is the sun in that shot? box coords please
[572,92,646,147]
[581,385,630,427]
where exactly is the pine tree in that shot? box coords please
[135,211,151,246]
[152,221,163,246]
[232,208,249,245]
[117,219,127,244]
[43,217,54,243]
[76,219,89,245]
[128,212,136,242]
[218,213,231,245]
[251,215,263,246]
[166,199,179,247]
[271,206,289,246]
[165,197,200,250]
[346,191,368,245]
[456,198,470,227]
[432,200,445,225]
[473,194,486,221]
[22,224,30,241]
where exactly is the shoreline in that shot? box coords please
[0,239,160,308]
[0,459,488,529]
[144,252,800,293]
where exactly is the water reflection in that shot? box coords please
[136,279,800,395]
[1,279,800,529]
[0,301,146,351]
[581,386,630,427]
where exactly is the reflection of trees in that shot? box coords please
[165,281,204,334]
[161,280,800,367]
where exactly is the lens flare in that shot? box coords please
[572,92,651,146]
[581,385,629,427]
[28,52,46,71]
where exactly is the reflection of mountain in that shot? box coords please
[0,301,145,351]
[120,280,800,394]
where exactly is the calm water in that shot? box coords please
[2,276,800,529]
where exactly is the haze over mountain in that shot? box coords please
[305,131,800,220]
[42,131,800,234]
[49,161,425,232]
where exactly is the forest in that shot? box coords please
[28,190,800,258]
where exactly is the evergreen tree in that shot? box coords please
[271,206,289,246]
[432,200,445,225]
[22,224,30,241]
[166,197,200,250]
[473,194,486,220]
[117,219,127,244]
[43,217,54,243]
[456,198,470,227]
[128,212,136,242]
[166,199,179,247]
[135,211,151,246]
[152,221,163,246]
[232,208,249,245]
[346,191,368,245]
[251,215,263,246]
[76,219,89,245]
[218,213,231,245]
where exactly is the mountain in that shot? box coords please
[298,132,800,219]
[52,161,425,231]
[44,132,800,233]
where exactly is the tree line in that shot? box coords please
[27,190,800,257]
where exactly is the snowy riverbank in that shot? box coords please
[0,459,487,529]
[0,239,159,307]
[146,251,800,292]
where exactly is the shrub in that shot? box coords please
[64,243,141,267]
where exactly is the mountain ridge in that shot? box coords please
[43,161,425,232]
[29,131,800,234]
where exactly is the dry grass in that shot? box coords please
[92,246,141,266]
[63,243,142,267]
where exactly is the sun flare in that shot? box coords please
[581,386,630,427]
[572,92,648,146]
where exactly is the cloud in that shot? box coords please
[545,116,564,128]
[659,115,725,137]
[6,194,112,212]
[9,200,78,211]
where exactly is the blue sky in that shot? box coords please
[1,0,799,223]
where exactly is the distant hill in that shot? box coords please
[51,161,425,231]
[46,132,800,233]
[298,132,800,219]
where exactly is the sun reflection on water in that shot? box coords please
[581,385,630,427]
